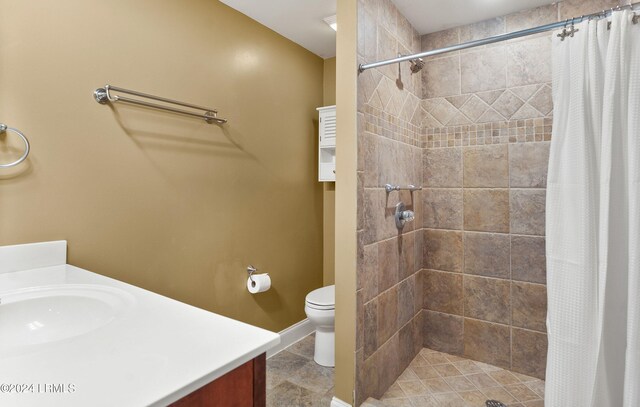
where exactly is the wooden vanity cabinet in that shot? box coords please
[169,353,266,407]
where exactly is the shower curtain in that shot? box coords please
[546,10,640,407]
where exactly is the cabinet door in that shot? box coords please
[319,109,336,148]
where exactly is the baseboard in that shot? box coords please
[330,397,352,407]
[266,318,315,358]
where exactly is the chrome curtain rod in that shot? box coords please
[358,4,639,73]
[94,85,227,124]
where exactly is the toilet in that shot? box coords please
[304,285,335,367]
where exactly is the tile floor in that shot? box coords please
[363,348,545,407]
[267,334,335,407]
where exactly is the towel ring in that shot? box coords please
[0,124,30,168]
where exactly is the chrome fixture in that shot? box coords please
[385,184,422,193]
[358,4,639,72]
[0,124,30,168]
[94,85,227,124]
[247,265,257,287]
[395,202,415,229]
[409,58,425,74]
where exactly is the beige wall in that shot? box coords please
[0,0,325,333]
[322,57,336,286]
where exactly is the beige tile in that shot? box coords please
[422,377,454,394]
[378,237,399,292]
[529,85,553,116]
[423,56,461,98]
[464,319,511,368]
[459,17,505,42]
[506,4,559,32]
[509,142,550,188]
[398,380,429,397]
[362,243,380,303]
[423,188,463,230]
[512,328,547,379]
[443,375,477,391]
[559,0,619,20]
[463,276,511,324]
[464,189,510,233]
[397,278,416,328]
[505,383,541,402]
[379,0,397,36]
[511,235,546,284]
[492,90,525,120]
[463,144,509,188]
[458,390,488,405]
[453,360,483,375]
[379,334,401,393]
[412,365,440,380]
[489,369,521,386]
[424,311,464,355]
[433,363,463,377]
[522,400,545,407]
[423,351,450,365]
[510,189,546,235]
[287,361,335,394]
[378,286,398,345]
[396,14,414,50]
[459,95,491,122]
[431,392,467,407]
[464,232,511,279]
[424,229,464,272]
[361,351,381,400]
[408,395,439,406]
[399,231,416,280]
[364,298,378,358]
[461,47,507,93]
[481,386,518,403]
[397,367,418,383]
[526,379,545,398]
[465,372,501,389]
[512,282,547,332]
[428,98,458,125]
[507,36,552,87]
[423,147,462,187]
[399,321,418,370]
[382,382,406,399]
[424,270,463,315]
[421,28,459,52]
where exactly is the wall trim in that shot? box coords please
[266,318,314,358]
[330,397,353,407]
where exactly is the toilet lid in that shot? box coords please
[305,285,335,308]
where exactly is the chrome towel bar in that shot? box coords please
[93,85,227,124]
[0,124,30,168]
[385,184,422,193]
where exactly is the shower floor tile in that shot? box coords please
[367,348,544,407]
[266,333,334,407]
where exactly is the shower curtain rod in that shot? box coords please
[358,4,639,73]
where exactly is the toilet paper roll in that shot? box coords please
[247,273,271,294]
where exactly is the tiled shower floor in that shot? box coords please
[364,348,545,407]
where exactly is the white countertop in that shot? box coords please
[0,242,280,407]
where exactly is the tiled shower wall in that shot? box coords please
[355,0,623,404]
[356,0,425,404]
[419,0,622,382]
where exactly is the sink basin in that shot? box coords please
[0,284,134,354]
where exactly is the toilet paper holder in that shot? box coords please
[247,265,257,285]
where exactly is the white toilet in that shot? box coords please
[304,284,335,367]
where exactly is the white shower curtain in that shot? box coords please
[546,10,640,407]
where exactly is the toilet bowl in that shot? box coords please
[304,285,335,367]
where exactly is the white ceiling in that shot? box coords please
[219,0,558,59]
[219,0,337,59]
[394,0,559,35]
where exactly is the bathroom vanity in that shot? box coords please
[0,241,279,407]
